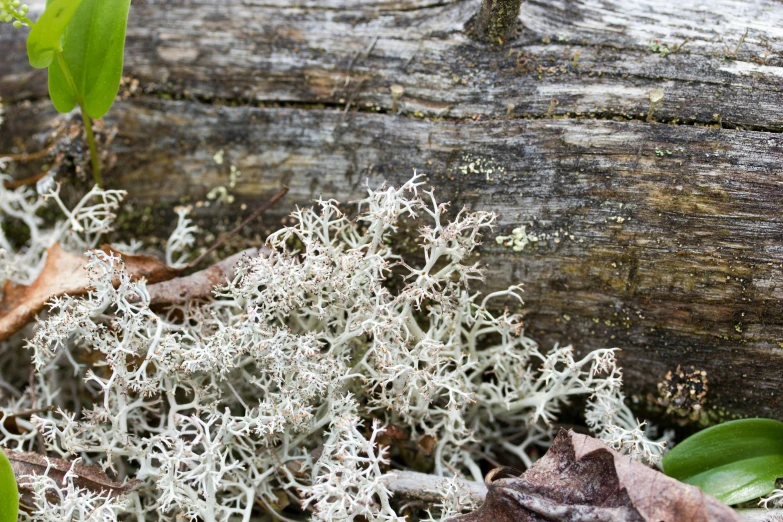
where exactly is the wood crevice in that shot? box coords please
[5,90,783,136]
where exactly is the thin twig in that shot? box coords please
[3,170,50,189]
[0,134,61,163]
[363,34,380,60]
[0,148,53,162]
[343,49,362,88]
[28,369,46,453]
[343,78,368,118]
[383,470,487,504]
[185,186,289,270]
[5,405,56,418]
[0,127,67,188]
[344,35,380,87]
[403,44,420,68]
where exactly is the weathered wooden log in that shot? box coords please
[0,0,782,422]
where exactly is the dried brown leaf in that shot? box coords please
[5,450,140,499]
[418,434,437,456]
[0,243,177,342]
[0,244,90,342]
[448,430,741,522]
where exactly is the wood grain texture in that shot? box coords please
[0,0,782,421]
[3,0,783,128]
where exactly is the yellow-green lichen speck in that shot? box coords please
[456,153,505,182]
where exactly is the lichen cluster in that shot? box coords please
[0,168,666,521]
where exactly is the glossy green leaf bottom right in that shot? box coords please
[663,418,783,505]
[0,449,18,522]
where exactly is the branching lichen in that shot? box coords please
[18,461,128,522]
[0,173,667,521]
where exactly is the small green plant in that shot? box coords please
[662,418,783,505]
[648,40,671,57]
[5,0,131,187]
[0,449,18,522]
[0,0,32,27]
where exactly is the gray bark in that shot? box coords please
[0,0,782,420]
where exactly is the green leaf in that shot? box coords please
[26,0,85,69]
[663,418,783,505]
[47,0,132,118]
[48,51,78,113]
[0,449,19,522]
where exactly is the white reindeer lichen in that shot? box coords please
[18,459,128,522]
[0,173,665,522]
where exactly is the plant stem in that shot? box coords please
[56,51,102,187]
[9,7,34,27]
[81,110,102,187]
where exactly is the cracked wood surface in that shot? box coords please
[3,0,783,128]
[0,0,782,421]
